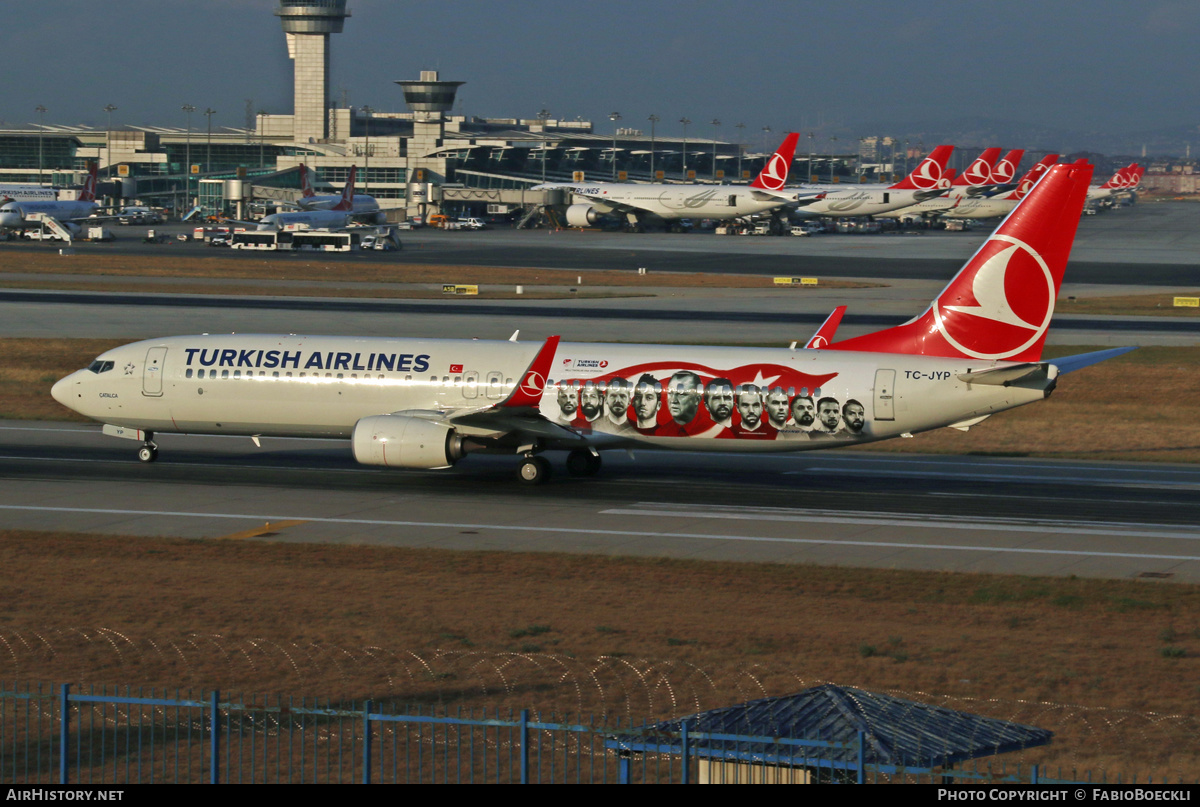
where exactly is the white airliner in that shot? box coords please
[789,145,956,218]
[235,166,361,230]
[291,163,384,223]
[531,133,820,231]
[0,164,101,234]
[1087,163,1142,202]
[53,163,1129,483]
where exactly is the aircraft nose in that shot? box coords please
[51,372,78,409]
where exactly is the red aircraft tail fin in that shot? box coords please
[823,163,1093,363]
[749,133,800,190]
[78,163,98,202]
[299,164,315,198]
[332,166,356,211]
[889,145,954,191]
[990,149,1026,184]
[954,147,1001,187]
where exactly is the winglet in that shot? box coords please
[500,335,561,408]
[805,305,847,349]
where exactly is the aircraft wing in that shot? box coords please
[750,190,827,207]
[439,335,609,448]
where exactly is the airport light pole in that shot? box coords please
[710,118,720,181]
[609,112,621,180]
[828,135,838,182]
[258,109,266,169]
[361,105,372,196]
[182,105,195,210]
[734,122,745,181]
[103,104,117,182]
[679,118,691,180]
[808,132,815,183]
[35,105,46,184]
[648,114,659,179]
[204,107,216,176]
[537,109,551,182]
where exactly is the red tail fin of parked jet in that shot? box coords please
[78,163,98,203]
[954,148,1001,187]
[1001,154,1059,201]
[332,165,356,211]
[889,145,954,191]
[300,164,315,199]
[749,133,800,191]
[990,150,1026,184]
[825,163,1093,362]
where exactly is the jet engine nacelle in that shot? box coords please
[370,211,387,225]
[565,204,600,227]
[351,414,467,469]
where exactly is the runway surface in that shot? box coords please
[4,421,1199,582]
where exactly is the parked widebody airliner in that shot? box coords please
[53,163,1128,483]
[291,163,384,222]
[0,163,101,233]
[531,133,822,232]
[789,145,956,218]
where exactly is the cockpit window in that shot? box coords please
[87,360,115,374]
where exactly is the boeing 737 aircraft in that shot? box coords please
[53,163,1130,484]
[291,164,384,222]
[532,133,819,232]
[789,145,956,218]
[0,164,101,234]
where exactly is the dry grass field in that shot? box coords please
[3,531,1200,776]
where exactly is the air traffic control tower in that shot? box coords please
[276,0,350,143]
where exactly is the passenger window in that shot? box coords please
[234,370,241,378]
[221,370,229,379]
[272,371,279,378]
[186,369,193,379]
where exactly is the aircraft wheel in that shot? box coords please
[137,445,158,463]
[517,456,551,485]
[566,449,601,477]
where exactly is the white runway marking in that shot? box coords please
[1,504,1199,562]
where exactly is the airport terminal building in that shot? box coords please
[0,2,774,221]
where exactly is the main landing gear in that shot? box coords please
[516,450,603,484]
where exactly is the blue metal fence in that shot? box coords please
[0,682,1191,784]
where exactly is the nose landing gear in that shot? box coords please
[137,440,158,463]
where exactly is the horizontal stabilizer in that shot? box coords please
[957,363,1053,387]
[1049,346,1136,374]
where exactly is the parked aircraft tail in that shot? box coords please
[955,148,1001,187]
[749,133,800,191]
[300,164,315,198]
[824,163,1093,362]
[888,145,954,191]
[79,163,98,202]
[332,166,356,211]
[990,150,1026,184]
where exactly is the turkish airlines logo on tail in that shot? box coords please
[909,157,949,190]
[757,153,789,190]
[963,157,992,186]
[933,235,1055,360]
[992,159,1016,183]
[520,370,545,397]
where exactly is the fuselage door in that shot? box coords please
[874,369,896,421]
[142,346,167,397]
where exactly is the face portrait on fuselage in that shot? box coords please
[667,371,702,425]
[579,382,603,421]
[557,384,578,416]
[704,378,734,424]
[633,374,660,426]
[765,388,790,429]
[736,387,763,430]
[790,396,815,427]
[842,399,865,434]
[605,377,631,421]
[817,397,841,432]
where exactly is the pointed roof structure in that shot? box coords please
[612,685,1052,774]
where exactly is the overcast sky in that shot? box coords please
[6,0,1196,153]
